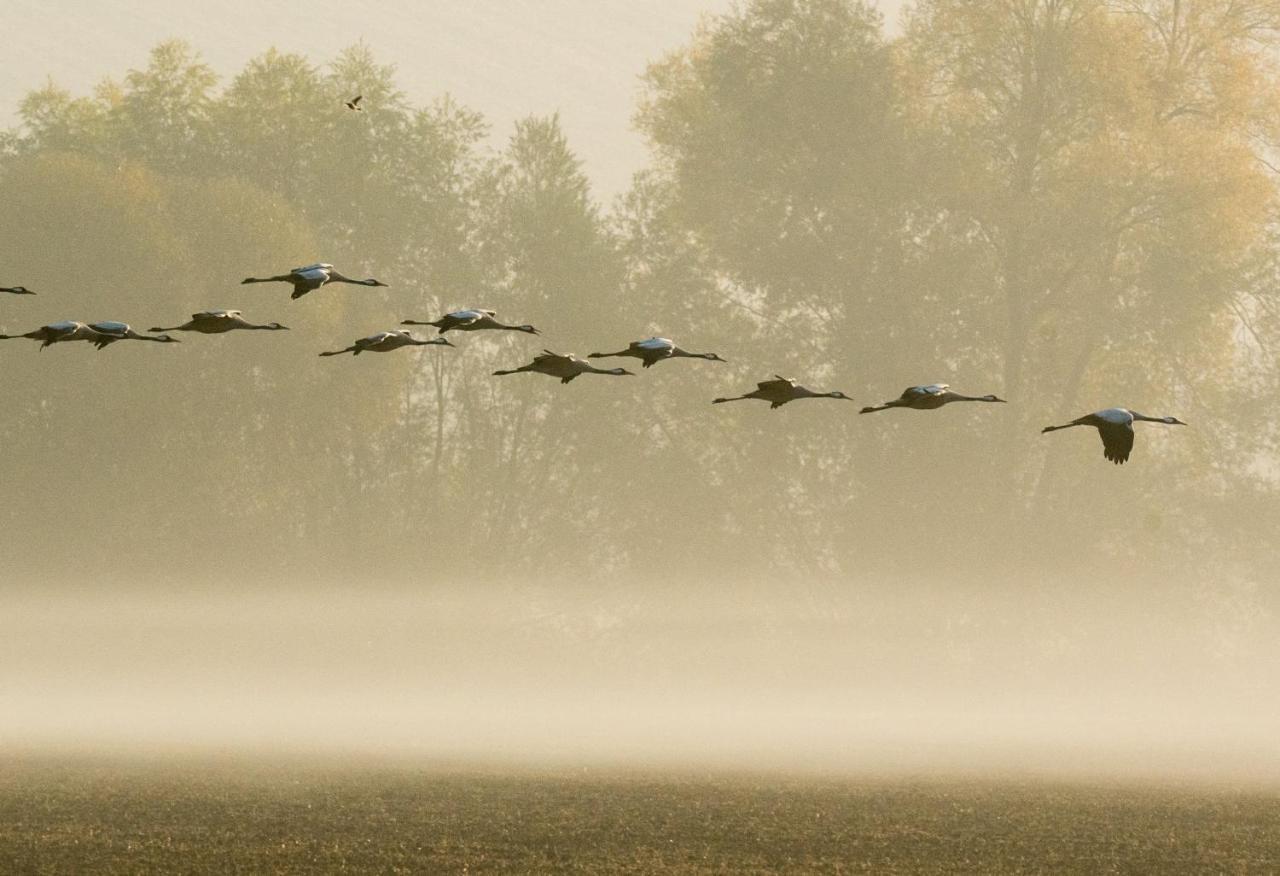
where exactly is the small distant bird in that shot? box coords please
[88,321,179,349]
[588,337,725,368]
[345,95,363,111]
[713,376,853,409]
[1,286,35,295]
[1042,408,1186,464]
[859,384,1006,414]
[493,350,633,383]
[401,309,539,335]
[320,330,453,357]
[242,263,388,300]
[150,310,289,334]
[0,320,108,349]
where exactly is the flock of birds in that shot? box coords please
[0,94,1186,466]
[0,266,1185,465]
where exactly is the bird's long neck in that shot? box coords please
[329,272,378,286]
[243,275,288,284]
[1129,411,1162,423]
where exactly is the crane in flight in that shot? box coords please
[1042,408,1186,464]
[713,376,852,409]
[860,384,1006,414]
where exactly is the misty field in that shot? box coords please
[0,761,1276,874]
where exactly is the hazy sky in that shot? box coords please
[6,0,905,197]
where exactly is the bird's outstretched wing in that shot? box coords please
[634,337,674,351]
[290,263,333,275]
[904,384,948,399]
[1098,422,1135,464]
[447,310,486,325]
[759,376,795,391]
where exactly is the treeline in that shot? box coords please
[2,1,1278,601]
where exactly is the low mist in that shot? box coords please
[5,575,1276,783]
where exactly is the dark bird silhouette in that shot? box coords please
[320,330,453,357]
[1042,408,1186,464]
[713,375,853,409]
[401,308,539,335]
[150,309,289,334]
[588,336,725,368]
[859,383,1007,414]
[493,350,633,383]
[1,286,35,295]
[242,263,387,300]
[0,320,109,349]
[345,95,363,111]
[89,321,179,349]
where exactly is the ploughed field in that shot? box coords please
[1,760,1276,874]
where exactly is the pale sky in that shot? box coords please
[7,0,905,198]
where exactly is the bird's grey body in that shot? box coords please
[150,310,289,334]
[242,263,388,300]
[1041,407,1186,464]
[402,309,539,335]
[345,95,363,111]
[320,330,453,357]
[0,286,35,295]
[493,350,633,383]
[0,320,110,349]
[589,336,725,368]
[713,375,853,409]
[88,321,179,349]
[860,384,1006,414]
